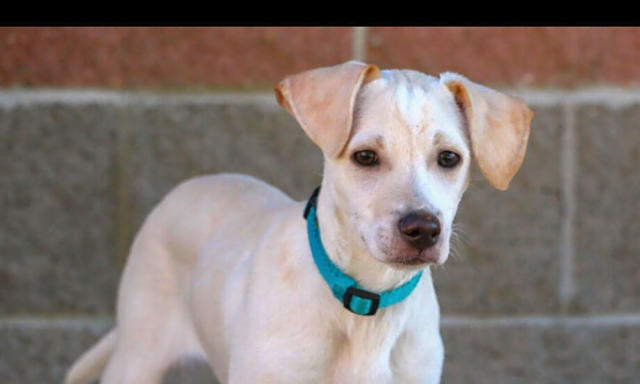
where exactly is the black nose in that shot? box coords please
[398,211,441,251]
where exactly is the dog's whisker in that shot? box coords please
[448,225,468,263]
[451,224,470,246]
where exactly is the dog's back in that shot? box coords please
[66,173,298,384]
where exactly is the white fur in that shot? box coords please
[66,68,480,384]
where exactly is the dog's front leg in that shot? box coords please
[329,363,393,384]
[226,354,304,384]
[321,346,394,384]
[390,329,444,384]
[226,341,330,384]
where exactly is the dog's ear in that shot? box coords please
[440,72,534,191]
[275,61,381,157]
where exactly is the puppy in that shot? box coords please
[66,61,532,384]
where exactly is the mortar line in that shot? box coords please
[4,313,640,328]
[0,90,280,109]
[558,103,577,311]
[352,27,367,62]
[0,315,114,328]
[4,88,640,109]
[442,313,640,328]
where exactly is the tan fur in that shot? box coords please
[440,72,533,190]
[275,61,381,157]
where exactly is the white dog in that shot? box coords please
[66,61,532,384]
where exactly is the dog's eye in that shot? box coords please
[353,150,379,167]
[437,151,461,168]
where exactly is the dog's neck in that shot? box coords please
[315,183,422,293]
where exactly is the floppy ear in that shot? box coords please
[275,61,381,157]
[440,72,534,191]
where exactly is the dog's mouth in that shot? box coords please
[387,249,442,268]
[370,226,447,269]
[391,259,428,268]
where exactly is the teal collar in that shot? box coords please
[304,187,423,316]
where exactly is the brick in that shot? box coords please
[433,106,564,314]
[0,318,112,384]
[573,105,640,313]
[0,27,352,89]
[441,320,640,383]
[367,27,640,87]
[121,101,323,261]
[0,104,121,314]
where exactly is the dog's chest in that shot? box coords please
[287,310,414,384]
[316,321,436,384]
[322,336,396,383]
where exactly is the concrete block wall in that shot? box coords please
[1,27,639,383]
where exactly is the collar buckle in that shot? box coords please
[343,286,380,316]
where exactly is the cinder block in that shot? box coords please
[433,106,564,314]
[0,317,221,384]
[162,359,219,384]
[0,98,323,312]
[121,102,323,262]
[574,105,640,313]
[441,320,640,383]
[0,104,121,314]
[2,317,637,384]
[0,318,112,384]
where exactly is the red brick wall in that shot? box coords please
[2,27,640,89]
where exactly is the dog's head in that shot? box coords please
[276,61,532,270]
